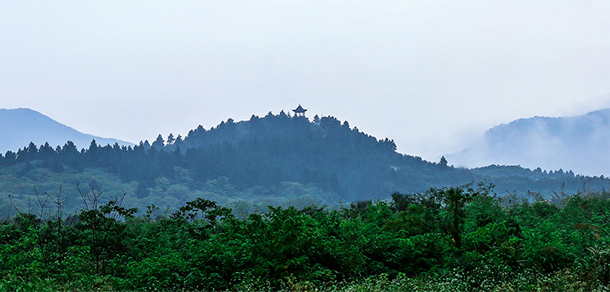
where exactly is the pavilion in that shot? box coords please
[292,105,307,117]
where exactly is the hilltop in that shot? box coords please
[142,111,471,201]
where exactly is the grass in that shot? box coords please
[5,268,609,292]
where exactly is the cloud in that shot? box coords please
[450,109,610,176]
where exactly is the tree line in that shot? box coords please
[2,111,610,211]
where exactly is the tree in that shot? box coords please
[135,181,150,199]
[174,135,184,149]
[167,133,175,145]
[26,142,38,159]
[88,139,99,152]
[439,156,448,166]
[151,134,165,150]
[39,142,56,159]
[140,140,152,150]
[429,184,492,250]
[61,141,78,156]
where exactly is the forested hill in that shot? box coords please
[145,112,466,201]
[146,111,610,200]
[1,111,610,216]
[178,112,397,151]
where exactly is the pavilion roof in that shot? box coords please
[293,105,307,113]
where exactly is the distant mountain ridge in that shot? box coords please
[0,108,133,153]
[449,108,610,176]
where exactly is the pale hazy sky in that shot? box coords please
[2,1,610,161]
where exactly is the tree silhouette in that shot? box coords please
[439,156,448,166]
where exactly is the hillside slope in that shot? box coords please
[170,113,476,200]
[0,108,133,152]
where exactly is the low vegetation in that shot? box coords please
[3,183,610,291]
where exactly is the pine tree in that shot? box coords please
[439,156,448,166]
[151,135,165,150]
[167,133,175,145]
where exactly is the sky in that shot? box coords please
[2,1,610,162]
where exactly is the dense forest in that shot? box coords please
[3,184,610,291]
[3,111,610,290]
[1,111,610,217]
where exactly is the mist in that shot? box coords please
[2,1,610,162]
[449,108,610,177]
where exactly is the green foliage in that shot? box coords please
[4,185,610,291]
